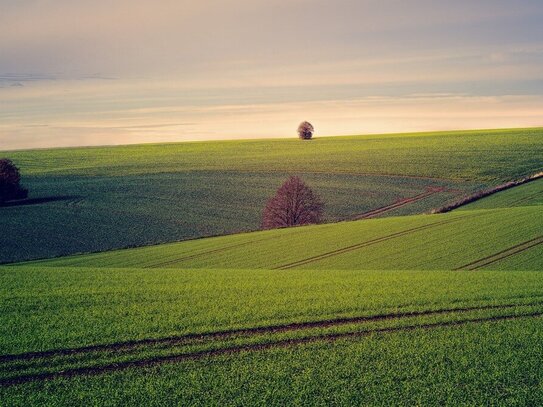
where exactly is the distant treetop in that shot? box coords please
[298,121,314,140]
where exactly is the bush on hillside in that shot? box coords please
[262,176,323,229]
[0,159,28,205]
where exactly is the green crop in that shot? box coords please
[1,127,541,264]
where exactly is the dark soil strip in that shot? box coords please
[433,172,543,213]
[455,236,543,270]
[354,187,446,220]
[275,215,469,270]
[3,298,542,364]
[2,311,541,387]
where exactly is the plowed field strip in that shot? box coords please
[1,311,541,387]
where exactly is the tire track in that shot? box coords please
[275,214,474,270]
[510,189,543,206]
[2,311,541,387]
[3,297,541,364]
[145,228,309,268]
[218,168,455,182]
[455,236,543,270]
[145,237,274,268]
[354,187,446,220]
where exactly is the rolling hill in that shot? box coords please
[1,127,542,264]
[1,129,543,405]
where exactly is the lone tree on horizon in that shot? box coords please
[297,121,314,140]
[262,176,324,229]
[0,159,28,205]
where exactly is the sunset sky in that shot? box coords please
[1,0,543,150]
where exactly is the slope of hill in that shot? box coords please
[458,176,543,210]
[1,127,542,264]
[29,205,543,271]
[1,170,543,404]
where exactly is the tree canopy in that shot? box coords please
[262,176,323,229]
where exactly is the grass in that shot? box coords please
[1,127,542,264]
[1,128,543,405]
[27,206,543,271]
[0,171,468,264]
[3,266,543,356]
[459,177,543,210]
[2,316,543,405]
[6,128,543,180]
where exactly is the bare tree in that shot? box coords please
[262,176,323,229]
[297,121,314,140]
[0,159,28,205]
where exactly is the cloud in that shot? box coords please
[1,1,542,149]
[1,0,542,76]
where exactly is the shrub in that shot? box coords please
[262,176,323,229]
[297,121,314,140]
[0,159,28,205]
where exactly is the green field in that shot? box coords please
[1,129,543,405]
[460,177,543,210]
[26,206,543,271]
[2,127,542,264]
[2,318,542,406]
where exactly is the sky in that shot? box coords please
[1,0,543,150]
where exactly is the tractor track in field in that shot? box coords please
[274,214,477,270]
[510,189,543,206]
[455,236,543,270]
[2,298,542,364]
[219,168,456,182]
[145,228,309,268]
[144,237,276,268]
[147,187,457,269]
[354,187,447,220]
[1,310,542,386]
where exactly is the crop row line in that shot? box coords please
[275,214,474,270]
[145,227,311,268]
[1,311,541,387]
[354,187,446,219]
[510,189,543,206]
[3,296,542,364]
[455,235,543,270]
[145,237,274,268]
[215,168,455,182]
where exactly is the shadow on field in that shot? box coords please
[0,195,81,207]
